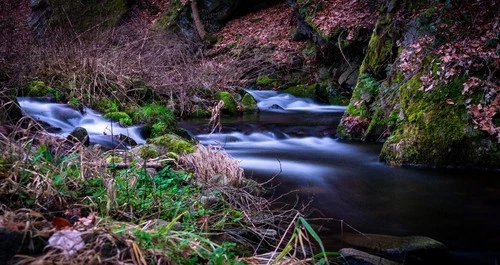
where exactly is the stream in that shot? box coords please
[18,92,500,264]
[180,90,500,265]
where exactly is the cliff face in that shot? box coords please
[338,0,500,168]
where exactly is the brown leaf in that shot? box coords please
[52,217,71,230]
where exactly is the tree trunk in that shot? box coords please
[190,0,206,40]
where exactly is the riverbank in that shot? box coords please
[0,106,331,264]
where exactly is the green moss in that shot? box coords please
[48,0,127,32]
[241,93,258,113]
[138,145,161,159]
[328,95,350,105]
[302,43,317,57]
[381,76,470,165]
[284,84,318,99]
[23,81,50,97]
[359,13,396,78]
[97,99,120,113]
[152,0,183,31]
[256,75,279,87]
[131,103,176,129]
[106,155,123,164]
[151,122,171,138]
[215,91,238,115]
[104,112,133,126]
[147,134,194,154]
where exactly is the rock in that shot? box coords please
[338,63,360,89]
[67,127,89,146]
[269,104,284,110]
[215,91,238,114]
[339,248,402,265]
[241,93,258,113]
[117,134,137,147]
[28,0,52,36]
[337,233,448,264]
[146,134,195,154]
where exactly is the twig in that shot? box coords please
[338,31,352,70]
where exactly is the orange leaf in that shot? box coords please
[52,217,71,230]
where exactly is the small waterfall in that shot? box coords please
[18,97,146,148]
[245,89,346,113]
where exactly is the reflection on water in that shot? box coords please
[181,90,500,263]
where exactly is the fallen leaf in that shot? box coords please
[48,230,85,257]
[52,217,71,230]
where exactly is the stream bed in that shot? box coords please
[180,90,500,264]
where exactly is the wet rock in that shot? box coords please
[337,233,448,264]
[339,248,401,265]
[117,134,137,147]
[67,127,89,146]
[241,93,258,113]
[269,104,284,110]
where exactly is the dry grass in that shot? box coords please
[179,144,244,186]
[1,17,285,117]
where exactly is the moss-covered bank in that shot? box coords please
[338,0,500,168]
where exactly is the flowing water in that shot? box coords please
[18,92,500,264]
[18,97,147,149]
[180,90,500,264]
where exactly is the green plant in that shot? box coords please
[23,80,50,97]
[104,112,133,126]
[256,74,279,87]
[271,214,337,264]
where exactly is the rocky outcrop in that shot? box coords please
[28,0,129,35]
[155,0,281,41]
[28,0,52,36]
[338,0,500,168]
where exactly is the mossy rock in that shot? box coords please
[152,0,183,31]
[137,145,161,159]
[215,91,238,115]
[256,74,279,87]
[129,103,177,137]
[104,112,133,126]
[284,84,319,100]
[379,76,496,167]
[106,155,123,164]
[241,93,258,113]
[48,0,128,32]
[67,127,90,146]
[22,81,51,97]
[147,134,194,155]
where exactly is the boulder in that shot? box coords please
[337,233,448,264]
[67,127,90,146]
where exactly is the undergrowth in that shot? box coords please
[0,125,335,264]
